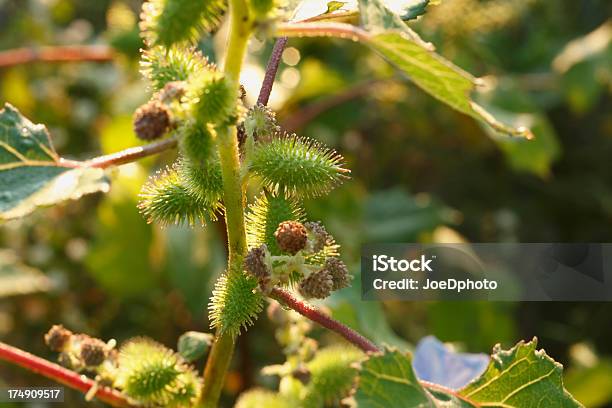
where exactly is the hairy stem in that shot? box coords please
[257,37,288,106]
[270,288,380,353]
[0,342,133,407]
[199,1,252,406]
[0,45,114,68]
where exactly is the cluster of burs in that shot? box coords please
[44,325,205,406]
[39,0,354,405]
[132,0,351,340]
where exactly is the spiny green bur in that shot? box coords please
[301,346,363,407]
[178,120,216,164]
[186,71,237,125]
[178,157,224,206]
[235,389,294,408]
[141,46,214,91]
[250,135,349,198]
[140,0,225,47]
[209,266,264,338]
[116,338,201,407]
[138,163,220,226]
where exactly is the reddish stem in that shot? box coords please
[0,45,114,68]
[59,137,178,169]
[257,37,288,106]
[0,342,133,407]
[270,287,380,353]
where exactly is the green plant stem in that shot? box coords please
[199,1,252,407]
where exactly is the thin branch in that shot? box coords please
[58,137,178,169]
[269,287,380,353]
[257,37,288,106]
[0,45,115,68]
[0,341,134,408]
[282,78,392,131]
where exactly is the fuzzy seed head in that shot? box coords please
[79,337,108,367]
[299,270,333,299]
[324,258,351,291]
[133,100,171,141]
[45,325,73,352]
[275,221,308,255]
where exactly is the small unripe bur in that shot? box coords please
[304,221,330,254]
[299,270,333,299]
[275,221,308,255]
[45,325,73,352]
[133,100,171,141]
[324,258,351,291]
[79,336,108,367]
[244,245,272,292]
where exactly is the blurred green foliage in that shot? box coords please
[0,0,611,406]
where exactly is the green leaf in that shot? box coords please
[0,104,109,220]
[459,338,584,408]
[353,340,583,407]
[357,0,532,139]
[353,348,475,407]
[0,250,55,297]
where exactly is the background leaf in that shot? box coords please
[0,104,109,220]
[0,250,56,297]
[357,0,532,139]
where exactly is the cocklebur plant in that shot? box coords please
[0,0,584,407]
